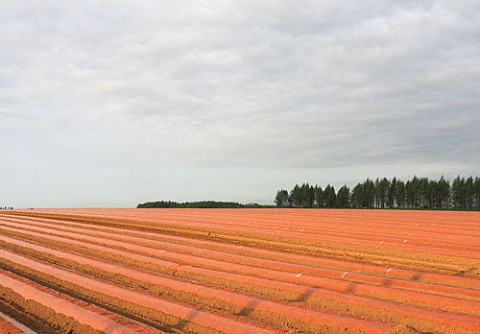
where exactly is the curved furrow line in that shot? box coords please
[1,220,480,308]
[0,234,393,334]
[1,216,479,301]
[0,271,139,334]
[1,222,480,332]
[2,209,480,334]
[2,214,478,282]
[38,209,480,240]
[9,210,480,246]
[0,249,281,334]
[3,214,478,291]
[7,211,479,259]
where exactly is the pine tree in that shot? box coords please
[324,185,337,208]
[336,185,351,208]
[363,179,375,209]
[451,176,465,209]
[314,185,324,208]
[396,180,406,208]
[465,177,474,209]
[437,176,450,209]
[474,176,480,210]
[351,184,363,208]
[388,177,397,208]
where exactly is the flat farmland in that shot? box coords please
[0,209,479,334]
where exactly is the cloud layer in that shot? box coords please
[1,1,479,206]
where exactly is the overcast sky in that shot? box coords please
[1,1,479,208]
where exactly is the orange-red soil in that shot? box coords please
[0,208,479,334]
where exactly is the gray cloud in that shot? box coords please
[1,1,479,206]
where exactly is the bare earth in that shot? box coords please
[0,208,479,334]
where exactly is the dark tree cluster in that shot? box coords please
[137,200,268,208]
[275,176,480,210]
[0,206,13,210]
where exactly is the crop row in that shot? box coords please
[5,211,479,282]
[4,213,478,290]
[0,224,391,334]
[1,217,479,309]
[1,209,480,333]
[35,208,480,251]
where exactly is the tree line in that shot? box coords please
[137,200,269,208]
[275,176,480,210]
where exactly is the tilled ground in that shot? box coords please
[0,208,479,334]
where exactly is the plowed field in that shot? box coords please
[0,209,479,334]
